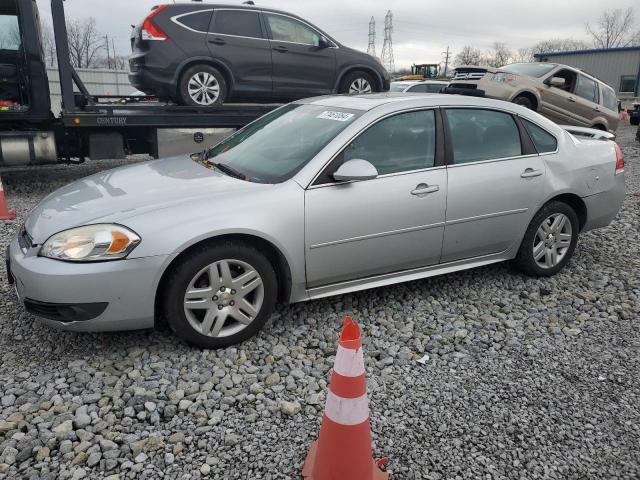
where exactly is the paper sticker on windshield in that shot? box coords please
[317,111,355,122]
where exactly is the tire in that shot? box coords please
[339,70,377,95]
[178,64,227,107]
[161,241,277,348]
[513,95,534,110]
[514,201,579,277]
[629,115,639,126]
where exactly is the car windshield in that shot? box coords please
[390,82,412,92]
[501,63,556,78]
[204,104,362,183]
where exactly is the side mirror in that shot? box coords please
[317,36,331,49]
[332,159,378,182]
[545,76,566,88]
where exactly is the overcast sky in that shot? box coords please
[39,0,640,68]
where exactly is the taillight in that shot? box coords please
[614,143,625,175]
[142,4,168,41]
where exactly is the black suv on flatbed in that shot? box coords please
[129,4,390,106]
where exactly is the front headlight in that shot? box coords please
[40,224,141,262]
[492,72,517,83]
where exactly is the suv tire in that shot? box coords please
[339,70,377,94]
[162,241,277,348]
[514,201,579,277]
[513,95,534,110]
[179,64,227,107]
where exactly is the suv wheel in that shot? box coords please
[513,95,535,110]
[162,242,277,348]
[339,71,376,94]
[179,65,227,107]
[514,201,579,277]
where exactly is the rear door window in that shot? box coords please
[175,11,213,33]
[211,10,263,39]
[522,120,557,154]
[446,109,522,163]
[601,85,617,111]
[574,74,598,103]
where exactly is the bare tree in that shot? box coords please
[531,38,589,56]
[454,46,484,66]
[486,42,512,68]
[512,47,533,63]
[67,17,105,68]
[586,8,640,48]
[41,22,57,67]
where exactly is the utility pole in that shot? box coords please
[367,17,376,58]
[442,46,451,78]
[105,35,111,69]
[112,38,118,69]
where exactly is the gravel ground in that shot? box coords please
[0,125,638,480]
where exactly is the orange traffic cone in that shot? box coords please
[302,316,389,480]
[0,176,16,221]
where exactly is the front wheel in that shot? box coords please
[514,201,579,277]
[339,71,377,95]
[162,242,277,348]
[513,95,534,110]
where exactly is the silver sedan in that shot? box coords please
[7,94,625,348]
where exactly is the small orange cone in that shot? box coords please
[302,316,389,480]
[0,176,16,221]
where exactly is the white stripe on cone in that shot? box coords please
[324,390,370,426]
[334,345,365,378]
[0,178,4,192]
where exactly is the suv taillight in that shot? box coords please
[614,143,625,175]
[142,4,168,41]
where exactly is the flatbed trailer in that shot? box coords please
[0,0,280,166]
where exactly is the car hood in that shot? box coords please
[25,156,268,243]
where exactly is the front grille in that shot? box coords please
[17,228,33,253]
[453,71,486,81]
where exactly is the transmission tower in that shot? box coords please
[380,10,394,73]
[367,16,376,58]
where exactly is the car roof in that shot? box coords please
[297,93,521,112]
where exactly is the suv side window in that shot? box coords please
[574,74,598,103]
[407,84,428,93]
[265,13,320,46]
[601,85,617,111]
[211,10,263,39]
[176,11,213,33]
[446,109,522,164]
[522,119,557,154]
[315,110,436,184]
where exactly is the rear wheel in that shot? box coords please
[179,64,227,106]
[162,242,277,348]
[514,201,579,277]
[513,95,534,110]
[339,71,377,95]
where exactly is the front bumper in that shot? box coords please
[7,235,169,332]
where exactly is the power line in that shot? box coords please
[381,10,394,73]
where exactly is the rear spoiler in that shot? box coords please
[561,125,616,141]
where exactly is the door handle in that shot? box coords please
[273,46,288,53]
[567,97,576,103]
[208,38,226,45]
[521,168,543,178]
[411,184,439,196]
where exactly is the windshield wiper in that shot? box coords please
[209,162,246,180]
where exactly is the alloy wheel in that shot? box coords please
[183,259,264,338]
[349,78,372,94]
[188,72,220,106]
[533,213,573,269]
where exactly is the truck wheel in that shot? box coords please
[513,201,579,277]
[513,95,534,110]
[161,241,277,349]
[179,65,227,107]
[339,71,377,94]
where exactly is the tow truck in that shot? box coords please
[0,0,279,167]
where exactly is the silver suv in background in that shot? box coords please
[446,63,619,132]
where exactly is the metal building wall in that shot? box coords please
[46,68,136,111]
[536,49,640,98]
